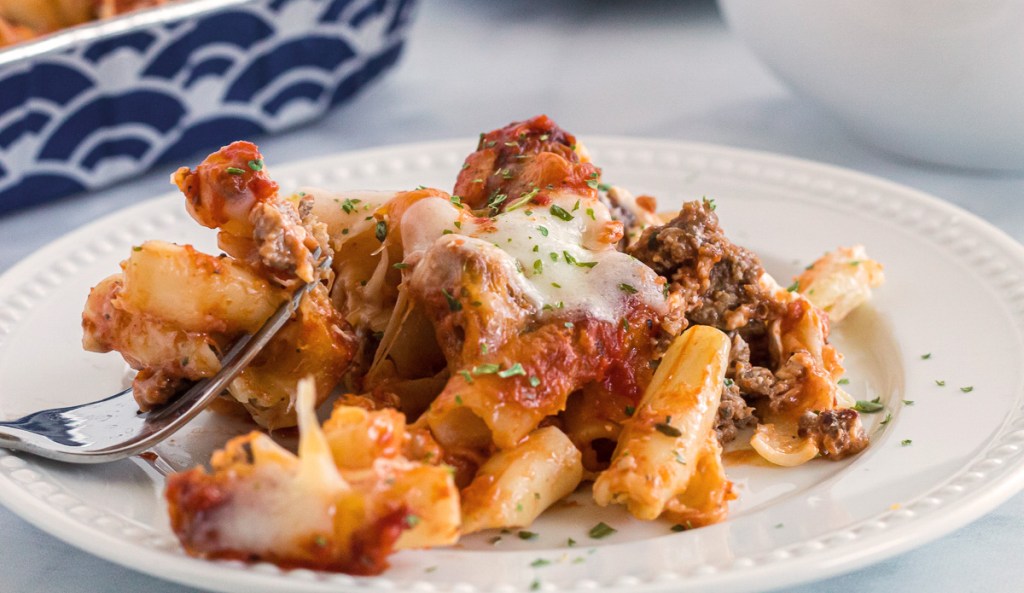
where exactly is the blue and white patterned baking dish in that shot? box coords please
[0,0,416,214]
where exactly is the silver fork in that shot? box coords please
[0,251,331,464]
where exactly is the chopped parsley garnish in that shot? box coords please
[551,282,562,288]
[459,370,474,384]
[564,321,574,329]
[450,194,462,205]
[454,395,463,405]
[507,187,540,211]
[549,252,559,262]
[530,559,551,568]
[920,353,932,360]
[225,166,245,175]
[487,192,508,209]
[473,363,500,375]
[960,386,974,393]
[655,419,682,437]
[786,280,800,292]
[518,530,539,540]
[853,399,884,413]
[703,197,716,211]
[670,524,687,533]
[563,251,598,268]
[530,579,541,591]
[537,225,549,237]
[392,262,409,269]
[441,288,462,312]
[572,199,581,211]
[404,514,421,528]
[624,405,635,417]
[585,207,595,220]
[375,220,388,242]
[838,378,850,385]
[314,535,328,547]
[247,159,263,171]
[529,376,541,387]
[132,246,142,251]
[588,522,617,539]
[498,363,526,378]
[880,412,893,425]
[901,439,912,446]
[618,283,638,295]
[935,379,946,386]
[533,259,544,275]
[341,198,361,213]
[723,378,734,387]
[903,400,915,405]
[549,204,574,221]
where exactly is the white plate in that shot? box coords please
[1,138,1023,593]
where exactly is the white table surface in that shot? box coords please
[2,1,1023,591]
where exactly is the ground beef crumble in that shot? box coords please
[798,409,869,460]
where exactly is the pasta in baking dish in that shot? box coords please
[82,115,885,574]
[0,0,169,47]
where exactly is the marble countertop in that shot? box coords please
[1,1,1022,591]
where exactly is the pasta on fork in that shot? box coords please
[83,115,886,575]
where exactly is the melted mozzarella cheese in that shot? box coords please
[401,192,667,322]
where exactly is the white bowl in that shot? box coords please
[718,0,1024,172]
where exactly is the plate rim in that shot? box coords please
[1,135,1023,593]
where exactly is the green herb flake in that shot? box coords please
[459,370,474,384]
[132,246,142,252]
[404,514,421,528]
[533,259,544,275]
[723,378,734,387]
[960,386,974,393]
[314,535,328,547]
[853,400,884,413]
[375,220,388,242]
[498,363,526,379]
[903,399,915,405]
[618,283,639,295]
[441,288,462,312]
[530,559,551,568]
[392,262,409,269]
[670,524,687,533]
[935,379,946,386]
[838,378,850,385]
[518,530,539,540]
[703,197,716,211]
[673,450,686,465]
[225,166,246,175]
[901,439,912,446]
[454,395,463,405]
[473,363,501,375]
[655,420,682,438]
[567,537,577,547]
[564,321,574,329]
[786,280,800,293]
[450,194,462,205]
[624,405,635,417]
[247,159,263,172]
[920,352,932,360]
[529,376,541,388]
[537,225,549,237]
[550,204,574,221]
[880,412,893,425]
[530,579,541,591]
[588,522,617,539]
[586,207,595,220]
